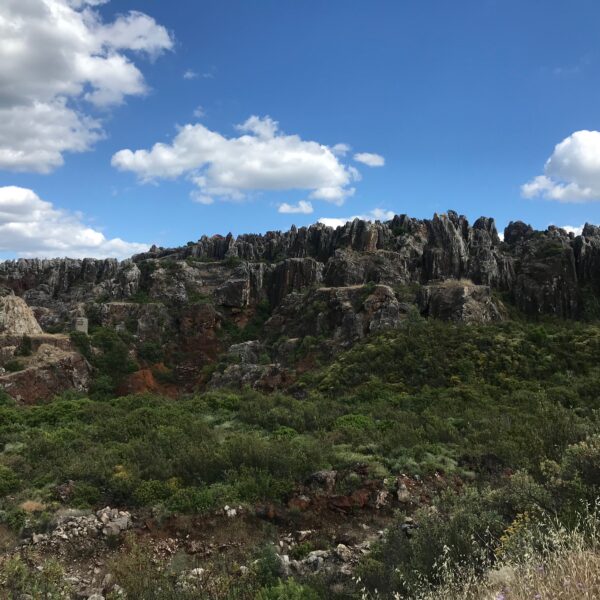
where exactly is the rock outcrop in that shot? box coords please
[0,210,599,399]
[0,211,597,320]
[0,343,91,403]
[0,292,43,335]
[418,280,506,323]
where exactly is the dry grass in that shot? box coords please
[0,525,16,554]
[438,278,475,288]
[487,548,600,599]
[19,500,45,513]
[358,509,600,600]
[412,511,600,600]
[420,546,600,600]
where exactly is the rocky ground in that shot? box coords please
[2,468,446,599]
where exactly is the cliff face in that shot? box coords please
[0,210,596,318]
[0,210,597,400]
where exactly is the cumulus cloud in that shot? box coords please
[318,208,395,228]
[522,131,600,202]
[278,200,313,214]
[183,70,198,80]
[0,186,148,258]
[0,0,173,173]
[112,115,363,206]
[354,152,385,167]
[558,225,584,236]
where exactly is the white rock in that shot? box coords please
[335,543,353,562]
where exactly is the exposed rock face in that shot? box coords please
[208,362,291,392]
[418,280,505,323]
[0,293,43,335]
[0,343,91,404]
[0,211,598,321]
[127,212,600,319]
[0,210,599,398]
[268,258,323,306]
[265,284,407,346]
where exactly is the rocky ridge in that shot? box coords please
[0,210,598,400]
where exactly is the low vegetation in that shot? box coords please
[2,318,600,597]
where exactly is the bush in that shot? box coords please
[0,465,19,497]
[16,335,32,357]
[3,359,24,373]
[0,557,71,598]
[70,330,92,360]
[256,579,320,600]
[137,341,164,363]
[360,486,506,594]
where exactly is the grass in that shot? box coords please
[384,508,600,600]
[1,318,600,598]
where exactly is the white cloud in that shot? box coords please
[369,208,395,220]
[183,69,198,80]
[318,208,395,228]
[0,186,148,258]
[193,105,205,118]
[191,192,214,205]
[318,217,350,228]
[278,200,313,214]
[0,0,173,173]
[558,224,583,236]
[112,115,361,206]
[522,131,600,202]
[354,152,385,167]
[332,143,351,156]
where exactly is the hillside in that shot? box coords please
[0,212,599,598]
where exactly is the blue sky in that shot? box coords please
[2,0,600,257]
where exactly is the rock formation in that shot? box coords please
[0,210,598,399]
[0,292,43,335]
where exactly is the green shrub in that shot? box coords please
[3,359,24,373]
[166,485,227,514]
[137,341,164,363]
[360,487,505,594]
[70,481,101,508]
[16,335,32,357]
[252,545,282,587]
[0,557,71,598]
[256,579,320,600]
[0,465,19,497]
[70,330,92,360]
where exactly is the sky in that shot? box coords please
[2,0,600,258]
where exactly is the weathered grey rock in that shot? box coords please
[335,543,353,562]
[418,280,506,323]
[73,316,88,334]
[0,210,597,354]
[0,294,42,335]
[265,284,406,345]
[208,362,289,392]
[308,470,337,493]
[268,258,323,306]
[227,341,262,364]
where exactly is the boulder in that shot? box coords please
[0,293,42,335]
[419,280,505,323]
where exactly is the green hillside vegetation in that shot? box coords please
[1,318,600,597]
